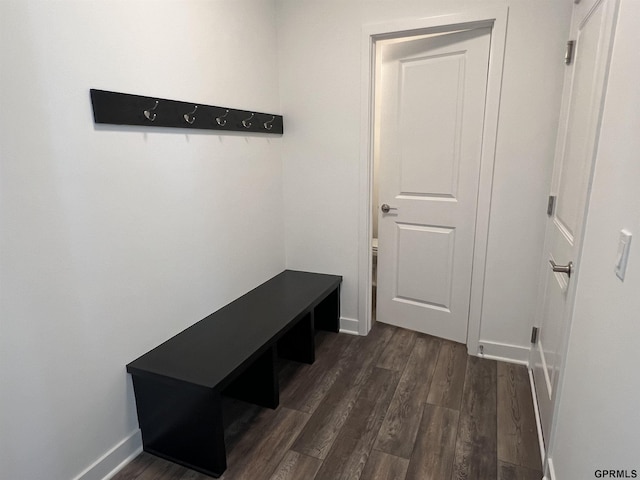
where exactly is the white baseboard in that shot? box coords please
[72,429,142,480]
[339,316,360,335]
[476,340,530,365]
[528,367,546,472]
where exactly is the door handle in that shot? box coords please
[549,259,573,278]
[381,204,398,214]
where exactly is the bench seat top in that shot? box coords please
[126,270,341,389]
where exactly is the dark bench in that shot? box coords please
[126,270,342,478]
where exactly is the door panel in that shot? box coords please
[395,223,454,309]
[555,4,604,240]
[531,0,619,450]
[377,27,491,343]
[399,53,464,197]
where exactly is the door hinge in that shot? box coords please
[565,40,576,65]
[531,326,539,344]
[547,195,556,216]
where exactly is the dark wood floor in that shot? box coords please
[114,322,542,480]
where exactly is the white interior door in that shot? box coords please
[531,0,618,449]
[376,27,491,343]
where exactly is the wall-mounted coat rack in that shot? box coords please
[90,89,283,135]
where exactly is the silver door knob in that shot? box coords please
[549,259,573,278]
[381,204,397,214]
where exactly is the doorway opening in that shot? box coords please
[358,8,508,354]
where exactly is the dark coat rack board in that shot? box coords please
[90,89,283,135]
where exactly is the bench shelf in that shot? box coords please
[126,270,342,478]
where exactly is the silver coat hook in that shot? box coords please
[143,100,159,121]
[184,105,198,125]
[242,113,255,129]
[216,109,229,126]
[263,115,275,131]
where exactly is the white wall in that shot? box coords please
[277,0,571,356]
[548,2,640,477]
[0,1,283,479]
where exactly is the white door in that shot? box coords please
[531,0,618,448]
[376,27,491,343]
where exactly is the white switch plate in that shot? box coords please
[615,230,632,281]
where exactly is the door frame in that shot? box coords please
[357,6,508,352]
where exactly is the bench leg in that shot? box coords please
[277,311,315,364]
[131,375,227,478]
[314,286,341,333]
[222,346,279,409]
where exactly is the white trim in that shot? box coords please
[72,429,142,480]
[528,367,547,472]
[475,340,530,365]
[358,6,509,347]
[547,458,557,480]
[358,21,376,336]
[339,316,361,335]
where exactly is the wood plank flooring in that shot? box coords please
[113,323,542,480]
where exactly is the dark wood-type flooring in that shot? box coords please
[114,322,542,480]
